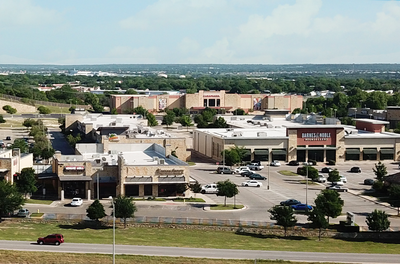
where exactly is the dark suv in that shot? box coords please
[350,167,361,173]
[217,167,234,174]
[249,173,266,180]
[37,234,64,246]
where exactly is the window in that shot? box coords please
[203,99,207,107]
[217,99,220,106]
[209,99,216,107]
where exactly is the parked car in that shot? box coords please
[350,167,361,173]
[249,173,266,180]
[241,180,263,187]
[288,160,299,166]
[5,136,11,140]
[321,167,333,173]
[314,175,326,183]
[364,179,374,185]
[17,208,30,217]
[217,167,234,174]
[240,170,255,177]
[280,199,301,206]
[291,203,313,211]
[326,185,348,192]
[70,197,83,207]
[332,180,344,186]
[234,166,250,174]
[247,163,264,171]
[201,184,218,194]
[270,160,281,167]
[37,234,64,246]
[339,176,347,183]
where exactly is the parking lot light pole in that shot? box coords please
[108,196,115,264]
[303,162,308,207]
[267,162,270,190]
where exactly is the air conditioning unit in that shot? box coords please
[159,159,165,165]
[226,128,234,131]
[153,156,159,162]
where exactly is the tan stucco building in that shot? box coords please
[0,148,33,183]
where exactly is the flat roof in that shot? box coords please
[355,118,389,125]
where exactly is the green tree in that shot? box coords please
[231,145,248,165]
[2,105,17,114]
[268,205,297,237]
[216,179,239,207]
[125,89,138,94]
[189,181,202,194]
[146,113,158,126]
[327,169,340,185]
[114,196,137,228]
[0,115,5,123]
[11,139,29,153]
[37,106,51,114]
[373,162,387,181]
[307,207,329,241]
[223,149,240,167]
[15,168,37,198]
[0,180,25,220]
[86,199,106,223]
[179,115,193,131]
[176,183,189,195]
[314,189,344,224]
[162,112,175,128]
[194,114,208,128]
[233,108,246,115]
[23,118,37,128]
[209,117,229,128]
[298,166,318,181]
[366,209,390,232]
[388,184,400,216]
[111,108,118,115]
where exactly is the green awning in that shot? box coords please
[254,149,269,155]
[363,149,377,155]
[380,149,394,154]
[346,149,360,155]
[271,149,287,155]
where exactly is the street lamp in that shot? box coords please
[267,161,270,190]
[302,162,309,207]
[107,196,115,264]
[96,167,103,200]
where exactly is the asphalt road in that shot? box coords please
[0,240,399,263]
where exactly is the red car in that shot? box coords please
[37,234,64,246]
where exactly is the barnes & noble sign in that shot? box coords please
[301,132,331,141]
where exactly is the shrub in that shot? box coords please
[2,105,17,114]
[372,180,385,193]
[37,106,51,114]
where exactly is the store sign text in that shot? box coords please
[301,132,331,141]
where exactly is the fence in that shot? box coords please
[0,94,90,109]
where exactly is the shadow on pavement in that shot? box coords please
[58,221,113,230]
[235,230,310,240]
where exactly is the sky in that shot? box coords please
[1,0,400,65]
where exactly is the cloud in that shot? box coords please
[178,38,200,54]
[372,1,400,36]
[119,0,230,30]
[0,0,59,29]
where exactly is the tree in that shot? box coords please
[297,166,318,180]
[366,209,390,232]
[23,118,36,128]
[0,115,5,123]
[2,105,17,114]
[179,115,193,131]
[0,180,25,220]
[111,108,118,115]
[162,112,175,128]
[15,168,37,198]
[176,183,189,195]
[314,189,344,224]
[233,108,245,115]
[216,179,239,207]
[114,196,137,228]
[307,207,329,241]
[268,205,297,237]
[231,145,248,165]
[223,149,240,166]
[146,113,158,126]
[37,106,51,114]
[327,169,340,185]
[209,117,229,128]
[189,181,202,194]
[373,162,387,181]
[11,139,29,153]
[86,199,106,224]
[388,184,400,216]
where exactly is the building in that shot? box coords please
[110,90,303,114]
[53,143,190,200]
[193,117,400,164]
[0,148,33,183]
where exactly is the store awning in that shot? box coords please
[363,149,377,155]
[346,149,360,155]
[254,149,269,155]
[59,176,92,181]
[64,166,77,170]
[76,166,85,170]
[380,149,394,154]
[297,147,337,150]
[271,149,287,155]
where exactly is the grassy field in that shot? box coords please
[25,199,54,205]
[210,204,245,210]
[0,251,341,264]
[173,197,205,202]
[0,221,399,255]
[278,171,299,176]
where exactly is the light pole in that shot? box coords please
[267,161,270,190]
[108,196,115,264]
[303,162,309,207]
[96,167,103,200]
[334,109,337,118]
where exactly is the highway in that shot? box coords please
[0,240,399,263]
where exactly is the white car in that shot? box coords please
[234,166,250,174]
[326,185,348,192]
[201,184,218,194]
[70,197,83,207]
[315,175,326,183]
[236,168,255,175]
[241,180,263,187]
[332,180,344,186]
[270,160,281,167]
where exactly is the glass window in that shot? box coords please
[203,99,207,107]
[209,99,216,107]
[217,99,220,106]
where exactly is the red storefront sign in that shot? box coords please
[296,128,336,145]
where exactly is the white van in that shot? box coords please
[201,184,218,194]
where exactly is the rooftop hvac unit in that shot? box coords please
[232,132,243,137]
[159,159,165,165]
[226,128,234,131]
[153,156,159,162]
[257,132,268,137]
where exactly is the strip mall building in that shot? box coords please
[193,118,400,163]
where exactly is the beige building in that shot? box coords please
[193,118,400,164]
[0,148,33,183]
[110,91,303,114]
[53,143,190,200]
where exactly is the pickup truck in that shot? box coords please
[247,163,264,171]
[201,184,218,194]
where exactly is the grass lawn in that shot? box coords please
[299,180,318,185]
[210,204,244,210]
[25,199,54,205]
[0,221,399,255]
[278,170,299,176]
[0,251,340,264]
[30,213,44,218]
[173,197,205,202]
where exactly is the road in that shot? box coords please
[0,240,398,263]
